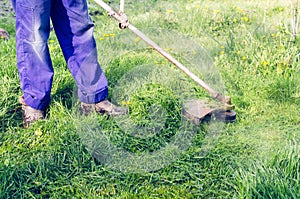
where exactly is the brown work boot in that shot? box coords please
[81,99,128,117]
[19,96,45,128]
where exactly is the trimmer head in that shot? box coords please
[183,99,236,125]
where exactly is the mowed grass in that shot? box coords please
[0,0,299,198]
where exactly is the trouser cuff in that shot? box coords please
[78,86,108,104]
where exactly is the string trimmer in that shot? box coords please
[93,0,236,124]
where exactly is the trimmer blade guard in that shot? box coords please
[183,99,236,125]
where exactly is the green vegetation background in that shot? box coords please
[0,0,299,198]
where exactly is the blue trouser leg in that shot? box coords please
[51,0,108,104]
[13,0,53,110]
[13,0,108,111]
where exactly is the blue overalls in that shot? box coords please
[12,0,108,110]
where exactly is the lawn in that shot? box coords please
[0,0,299,198]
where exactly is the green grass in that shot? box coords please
[0,0,299,198]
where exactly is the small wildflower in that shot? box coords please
[35,128,42,136]
[103,33,110,37]
[220,51,225,55]
[242,56,247,60]
[121,101,131,106]
[221,45,225,49]
[165,47,172,52]
[154,61,159,65]
[241,17,249,22]
[49,46,55,51]
[278,7,284,12]
[213,9,221,13]
[166,10,174,13]
[235,7,245,14]
[233,18,237,23]
[109,33,115,37]
[195,5,200,9]
[99,37,104,41]
[49,39,55,43]
[262,61,269,67]
[135,37,141,43]
[271,33,276,37]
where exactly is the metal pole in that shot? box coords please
[127,25,224,102]
[120,0,124,13]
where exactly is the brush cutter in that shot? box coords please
[93,0,236,124]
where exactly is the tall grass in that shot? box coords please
[0,0,299,198]
[235,141,300,198]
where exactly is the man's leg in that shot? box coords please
[13,0,53,110]
[13,0,53,127]
[51,0,127,116]
[50,0,108,104]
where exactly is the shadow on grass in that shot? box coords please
[0,107,23,132]
[51,81,75,110]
